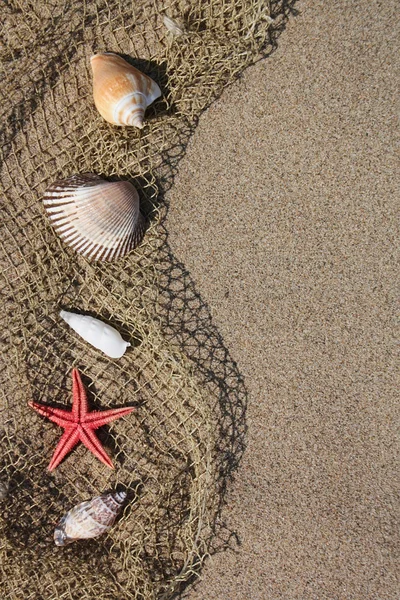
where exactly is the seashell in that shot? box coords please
[43,173,145,261]
[60,310,130,359]
[54,490,126,546]
[90,52,161,128]
[163,15,186,36]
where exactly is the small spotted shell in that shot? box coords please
[90,52,161,128]
[54,490,126,546]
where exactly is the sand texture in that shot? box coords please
[166,0,399,598]
[0,2,277,598]
[1,0,398,598]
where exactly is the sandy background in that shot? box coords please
[165,0,399,598]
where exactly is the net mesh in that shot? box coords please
[0,1,287,597]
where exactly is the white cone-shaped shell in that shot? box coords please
[60,310,130,358]
[43,173,145,261]
[54,491,127,546]
[90,52,161,128]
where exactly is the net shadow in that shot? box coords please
[0,1,299,598]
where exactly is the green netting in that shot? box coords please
[0,1,287,598]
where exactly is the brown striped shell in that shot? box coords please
[54,490,126,546]
[90,52,161,128]
[43,173,145,261]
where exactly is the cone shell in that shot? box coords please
[43,173,145,261]
[60,310,130,358]
[54,490,127,546]
[90,52,161,128]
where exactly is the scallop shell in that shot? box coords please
[60,310,130,358]
[54,490,126,546]
[90,52,161,128]
[43,173,145,261]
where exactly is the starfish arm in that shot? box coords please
[79,428,114,469]
[48,427,80,471]
[29,401,75,427]
[72,368,89,420]
[83,406,135,428]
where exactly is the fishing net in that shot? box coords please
[0,0,285,598]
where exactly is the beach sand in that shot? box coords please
[165,1,399,598]
[1,0,398,598]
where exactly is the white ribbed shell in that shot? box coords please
[54,491,127,546]
[43,173,145,261]
[60,310,130,358]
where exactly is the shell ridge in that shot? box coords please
[113,206,140,257]
[75,204,129,252]
[73,201,133,249]
[45,174,103,193]
[74,183,139,251]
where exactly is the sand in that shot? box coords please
[165,0,399,598]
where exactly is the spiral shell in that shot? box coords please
[90,52,161,128]
[43,173,145,261]
[54,490,126,546]
[60,310,130,358]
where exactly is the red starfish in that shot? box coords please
[28,368,134,471]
